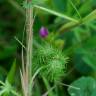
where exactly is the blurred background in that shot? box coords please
[0,0,96,96]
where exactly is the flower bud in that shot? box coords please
[39,27,48,38]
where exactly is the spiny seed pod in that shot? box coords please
[42,49,68,82]
[49,60,65,81]
[33,44,68,83]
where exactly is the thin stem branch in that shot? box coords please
[26,0,33,95]
[59,82,80,90]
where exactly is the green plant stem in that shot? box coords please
[58,21,81,33]
[42,76,55,96]
[26,0,33,96]
[58,9,96,34]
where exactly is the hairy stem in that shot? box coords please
[26,0,33,96]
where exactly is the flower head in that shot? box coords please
[39,27,48,38]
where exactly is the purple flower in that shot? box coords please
[39,27,48,38]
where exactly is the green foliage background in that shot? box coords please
[0,0,96,96]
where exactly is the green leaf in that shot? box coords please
[51,0,66,13]
[68,77,96,96]
[81,36,96,71]
[78,0,92,16]
[83,10,96,23]
[82,54,96,71]
[6,59,16,84]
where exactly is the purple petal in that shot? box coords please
[39,27,48,38]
